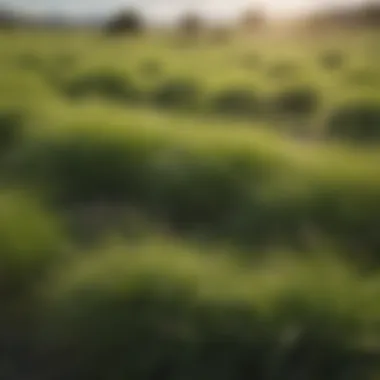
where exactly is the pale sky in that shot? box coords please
[4,0,369,20]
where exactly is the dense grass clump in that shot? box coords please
[13,128,163,203]
[0,191,64,305]
[211,87,259,116]
[64,69,140,102]
[0,192,65,380]
[271,86,320,118]
[151,78,202,109]
[326,102,380,143]
[41,244,380,380]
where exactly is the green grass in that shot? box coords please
[6,101,380,263]
[0,28,380,380]
[41,239,380,380]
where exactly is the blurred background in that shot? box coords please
[0,1,379,379]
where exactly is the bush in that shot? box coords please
[41,244,380,380]
[319,50,345,70]
[211,88,259,116]
[104,9,144,36]
[326,102,380,143]
[151,79,202,109]
[64,70,140,102]
[271,86,320,118]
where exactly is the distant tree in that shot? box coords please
[307,1,380,31]
[178,11,204,38]
[104,9,144,36]
[361,1,380,27]
[0,8,16,29]
[240,8,265,32]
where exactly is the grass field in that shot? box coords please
[0,28,380,380]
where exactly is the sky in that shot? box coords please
[4,0,368,21]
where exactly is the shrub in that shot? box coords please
[64,70,140,102]
[319,50,345,70]
[104,9,144,36]
[271,86,320,118]
[211,88,259,116]
[151,79,202,109]
[41,244,380,380]
[326,102,380,143]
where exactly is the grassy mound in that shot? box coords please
[9,114,380,263]
[271,86,320,118]
[41,242,380,380]
[151,78,203,109]
[0,190,64,305]
[64,69,140,102]
[327,102,380,143]
[211,87,260,116]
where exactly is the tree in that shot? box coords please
[0,8,16,29]
[361,1,380,28]
[104,9,144,36]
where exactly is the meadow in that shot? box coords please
[0,27,380,379]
